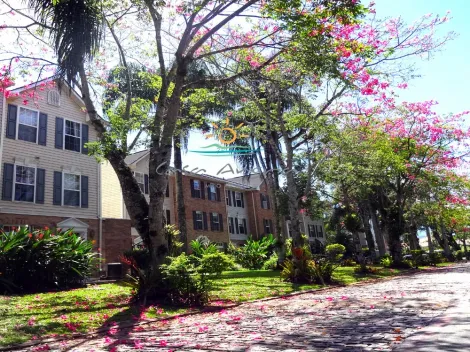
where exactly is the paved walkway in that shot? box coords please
[18,264,470,352]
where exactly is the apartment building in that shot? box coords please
[0,80,131,267]
[102,149,325,249]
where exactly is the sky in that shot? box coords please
[182,0,470,177]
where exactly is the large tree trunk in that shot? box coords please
[78,66,151,246]
[407,221,420,251]
[426,226,434,253]
[440,223,451,258]
[173,134,188,252]
[358,204,376,259]
[368,201,386,257]
[385,207,405,265]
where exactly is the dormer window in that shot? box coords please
[47,90,61,106]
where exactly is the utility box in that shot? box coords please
[107,263,123,279]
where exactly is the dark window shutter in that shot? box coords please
[6,104,17,139]
[2,163,14,201]
[166,209,171,224]
[193,211,197,230]
[210,213,215,231]
[235,218,239,234]
[260,193,264,208]
[81,124,89,154]
[232,191,236,207]
[228,190,232,206]
[144,174,149,194]
[166,184,169,197]
[243,219,247,234]
[241,193,244,208]
[35,168,45,204]
[269,220,273,234]
[190,179,195,197]
[55,117,64,149]
[201,181,205,199]
[203,212,208,230]
[216,186,221,202]
[267,195,271,209]
[230,217,234,233]
[81,175,88,208]
[53,171,62,205]
[38,113,47,146]
[219,214,223,232]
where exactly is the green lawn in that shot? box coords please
[0,264,445,347]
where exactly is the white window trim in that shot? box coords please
[12,164,36,203]
[235,192,242,207]
[62,171,81,207]
[63,119,81,153]
[308,224,315,238]
[193,180,201,190]
[212,212,219,223]
[228,217,234,234]
[133,171,145,191]
[16,106,40,144]
[208,183,217,200]
[225,190,230,205]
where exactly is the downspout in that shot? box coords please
[251,191,259,239]
[98,161,103,273]
[0,94,6,185]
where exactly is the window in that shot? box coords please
[18,107,38,143]
[228,217,234,234]
[194,211,203,230]
[14,165,35,202]
[63,173,80,206]
[235,192,242,207]
[264,219,272,235]
[47,90,60,106]
[316,225,324,238]
[226,190,230,205]
[261,194,270,209]
[208,183,217,201]
[64,120,81,152]
[211,212,220,231]
[133,172,144,192]
[238,218,246,234]
[308,224,316,238]
[193,180,201,198]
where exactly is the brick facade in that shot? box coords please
[180,173,230,246]
[245,181,276,240]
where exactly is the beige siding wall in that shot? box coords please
[0,86,99,218]
[100,161,123,218]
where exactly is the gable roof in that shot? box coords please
[125,149,149,165]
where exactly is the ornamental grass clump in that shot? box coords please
[0,226,96,293]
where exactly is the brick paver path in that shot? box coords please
[19,263,470,352]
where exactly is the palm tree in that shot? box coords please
[28,0,104,83]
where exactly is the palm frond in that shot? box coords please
[28,0,104,83]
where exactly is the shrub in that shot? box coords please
[165,225,183,257]
[160,254,210,306]
[380,254,392,268]
[197,252,235,276]
[190,239,218,258]
[454,250,464,261]
[342,258,356,267]
[429,252,445,265]
[122,247,150,271]
[280,247,316,283]
[0,227,96,293]
[410,249,427,268]
[262,252,279,270]
[233,234,276,269]
[325,244,346,261]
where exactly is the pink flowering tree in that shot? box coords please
[219,6,455,248]
[0,0,369,285]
